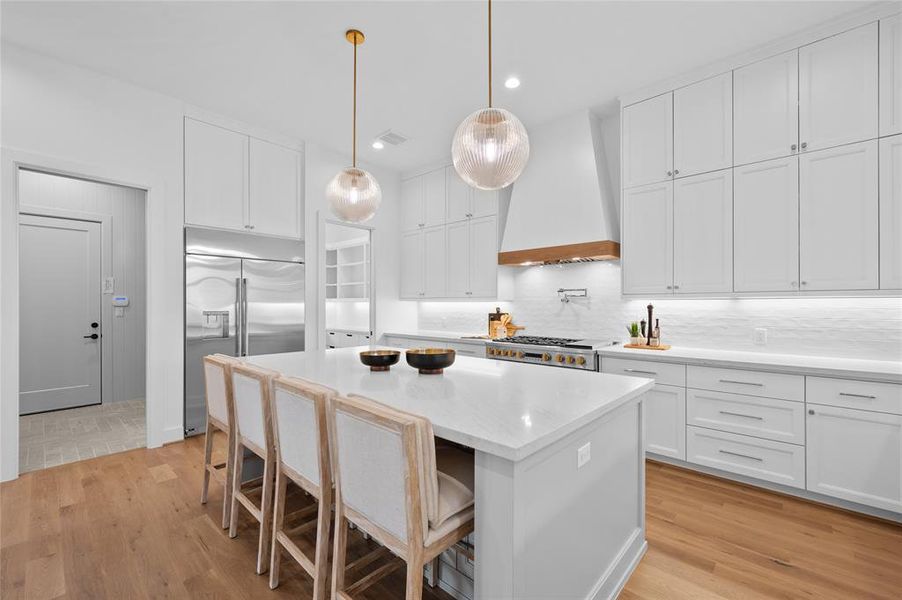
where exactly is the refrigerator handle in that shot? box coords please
[241,277,249,357]
[235,277,243,356]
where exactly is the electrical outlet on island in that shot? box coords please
[577,442,591,469]
[754,328,767,345]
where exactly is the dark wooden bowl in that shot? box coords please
[359,350,401,371]
[405,348,456,374]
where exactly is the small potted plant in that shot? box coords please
[626,322,642,346]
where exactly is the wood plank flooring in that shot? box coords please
[1,437,900,599]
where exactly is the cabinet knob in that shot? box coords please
[791,144,797,151]
[674,169,680,175]
[666,171,673,177]
[800,281,808,286]
[673,285,680,290]
[800,142,808,150]
[666,285,672,290]
[808,409,815,415]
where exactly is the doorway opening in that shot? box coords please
[17,169,147,473]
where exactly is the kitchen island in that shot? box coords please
[248,347,654,600]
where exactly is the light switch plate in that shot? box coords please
[577,442,591,469]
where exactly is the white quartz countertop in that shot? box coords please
[598,345,902,383]
[383,331,490,345]
[246,347,653,461]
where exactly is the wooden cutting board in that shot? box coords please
[623,343,671,351]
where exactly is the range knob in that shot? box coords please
[488,348,496,356]
[503,350,512,357]
[555,354,564,363]
[516,351,525,359]
[566,356,575,364]
[542,353,551,362]
[576,356,586,366]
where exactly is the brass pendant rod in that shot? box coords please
[352,36,358,168]
[488,0,493,108]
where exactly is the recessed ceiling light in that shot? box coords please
[504,76,521,89]
[371,140,384,150]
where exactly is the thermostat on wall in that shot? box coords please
[112,296,129,307]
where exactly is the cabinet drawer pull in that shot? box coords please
[718,449,763,462]
[719,379,764,387]
[838,392,877,399]
[719,410,763,420]
[624,369,657,375]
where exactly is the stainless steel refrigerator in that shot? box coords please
[184,227,305,436]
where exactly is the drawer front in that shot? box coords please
[603,357,686,387]
[688,365,804,402]
[686,426,805,489]
[807,377,902,415]
[446,342,485,358]
[687,389,805,444]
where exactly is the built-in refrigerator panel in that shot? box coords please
[243,259,305,356]
[184,254,242,435]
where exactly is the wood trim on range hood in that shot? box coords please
[498,241,620,265]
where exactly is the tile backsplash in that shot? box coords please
[417,262,902,360]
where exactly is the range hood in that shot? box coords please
[499,110,620,265]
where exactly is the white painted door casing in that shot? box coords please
[733,51,800,165]
[879,14,902,137]
[644,384,686,460]
[733,157,800,292]
[799,23,879,152]
[673,73,733,177]
[799,140,879,291]
[622,93,673,188]
[880,135,902,289]
[184,118,247,232]
[673,170,733,293]
[622,182,673,294]
[248,138,301,238]
[806,404,902,513]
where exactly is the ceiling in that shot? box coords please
[0,1,871,172]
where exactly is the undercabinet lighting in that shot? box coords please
[505,76,521,89]
[371,140,384,150]
[520,261,534,266]
[571,257,581,261]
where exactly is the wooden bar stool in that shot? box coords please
[228,362,280,575]
[328,394,475,600]
[200,354,240,529]
[268,376,338,599]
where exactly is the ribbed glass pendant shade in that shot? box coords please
[452,107,530,190]
[327,167,382,223]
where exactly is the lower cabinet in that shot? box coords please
[806,404,902,512]
[644,384,686,460]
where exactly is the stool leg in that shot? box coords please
[405,555,424,600]
[269,470,287,589]
[312,487,332,600]
[331,511,349,599]
[256,454,276,575]
[201,420,214,505]
[229,443,245,539]
[222,427,235,529]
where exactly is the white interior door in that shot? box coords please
[19,214,102,414]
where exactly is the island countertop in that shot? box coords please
[245,347,653,461]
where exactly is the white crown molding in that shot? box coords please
[183,104,305,152]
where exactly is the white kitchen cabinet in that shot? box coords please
[644,384,686,460]
[880,135,902,289]
[469,215,499,297]
[400,230,425,298]
[621,181,673,295]
[799,23,878,152]
[799,140,878,291]
[673,73,732,178]
[880,14,902,137]
[185,118,247,232]
[447,167,498,222]
[446,220,470,296]
[471,188,499,218]
[248,138,302,238]
[687,426,806,489]
[622,93,673,188]
[733,157,800,292]
[806,404,902,513]
[673,170,733,294]
[401,177,425,232]
[733,51,799,165]
[423,168,447,228]
[423,225,447,297]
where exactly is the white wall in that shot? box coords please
[418,262,902,360]
[18,170,146,404]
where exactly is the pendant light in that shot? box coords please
[451,0,529,191]
[327,29,382,223]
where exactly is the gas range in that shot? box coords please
[485,336,614,371]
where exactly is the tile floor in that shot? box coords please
[18,398,146,473]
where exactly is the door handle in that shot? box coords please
[83,333,99,340]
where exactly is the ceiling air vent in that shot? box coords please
[376,129,409,146]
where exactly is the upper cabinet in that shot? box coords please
[448,166,498,222]
[673,73,733,178]
[621,181,673,295]
[734,51,799,165]
[799,23,878,152]
[880,134,902,289]
[401,177,425,231]
[185,118,247,232]
[622,93,673,189]
[184,117,303,239]
[423,168,447,228]
[880,14,902,136]
[799,140,879,291]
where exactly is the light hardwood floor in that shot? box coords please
[1,437,900,599]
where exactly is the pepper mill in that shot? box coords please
[646,304,654,345]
